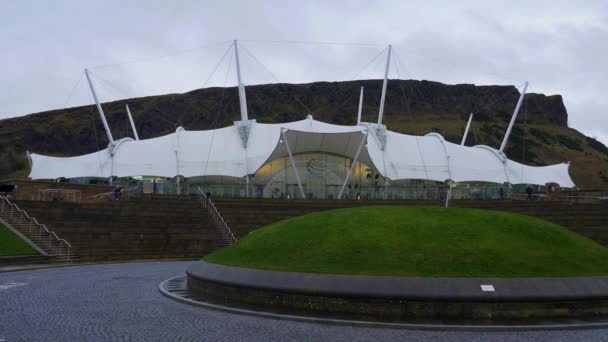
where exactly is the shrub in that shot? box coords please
[586,137,608,156]
[557,135,583,152]
[529,128,554,145]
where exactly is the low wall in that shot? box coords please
[187,261,608,321]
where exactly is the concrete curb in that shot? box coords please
[159,275,608,332]
[0,258,197,273]
[187,261,608,302]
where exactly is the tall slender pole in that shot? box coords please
[377,45,392,126]
[281,129,305,199]
[445,186,452,207]
[175,150,181,195]
[234,40,249,122]
[356,86,364,125]
[338,132,367,199]
[461,113,474,146]
[85,69,114,144]
[235,40,251,192]
[500,82,528,153]
[125,104,139,140]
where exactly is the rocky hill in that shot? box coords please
[1,79,607,189]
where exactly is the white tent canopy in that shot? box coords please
[28,116,575,187]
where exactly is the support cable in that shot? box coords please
[202,49,235,177]
[90,40,232,70]
[393,47,526,144]
[304,46,388,121]
[87,70,132,98]
[88,69,181,131]
[415,136,430,180]
[90,69,183,129]
[240,39,385,47]
[281,129,306,199]
[61,71,85,109]
[338,131,367,199]
[351,47,389,80]
[390,50,414,120]
[392,49,425,104]
[394,47,524,85]
[240,44,312,114]
[185,46,235,128]
[200,43,234,88]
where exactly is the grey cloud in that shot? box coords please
[0,0,606,145]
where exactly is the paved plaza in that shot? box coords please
[1,261,607,341]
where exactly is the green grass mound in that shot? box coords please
[205,206,608,278]
[0,223,37,256]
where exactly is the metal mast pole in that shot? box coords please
[234,40,249,122]
[281,129,305,199]
[338,132,367,199]
[499,82,528,153]
[445,186,452,207]
[234,40,252,196]
[356,86,364,125]
[125,104,139,140]
[377,45,392,126]
[460,113,473,146]
[85,69,114,144]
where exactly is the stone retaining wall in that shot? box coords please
[187,261,608,321]
[13,196,228,261]
[212,198,608,245]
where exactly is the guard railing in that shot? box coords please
[0,195,72,259]
[88,185,142,201]
[511,192,608,203]
[38,189,82,203]
[198,187,237,244]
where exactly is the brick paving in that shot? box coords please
[0,261,607,341]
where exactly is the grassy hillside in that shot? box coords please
[0,223,37,256]
[205,206,608,277]
[1,79,607,188]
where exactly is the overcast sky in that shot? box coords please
[2,0,607,145]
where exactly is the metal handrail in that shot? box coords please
[38,188,82,203]
[510,192,608,202]
[198,187,237,244]
[0,196,72,259]
[88,185,141,200]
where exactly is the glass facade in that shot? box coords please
[96,152,514,200]
[188,152,452,200]
[251,153,385,199]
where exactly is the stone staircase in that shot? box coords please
[0,196,77,264]
[12,195,231,262]
[6,194,605,264]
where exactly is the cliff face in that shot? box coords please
[1,79,606,188]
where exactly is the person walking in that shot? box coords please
[113,185,122,201]
[526,185,533,201]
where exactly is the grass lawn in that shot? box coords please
[205,206,608,278]
[0,222,37,256]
